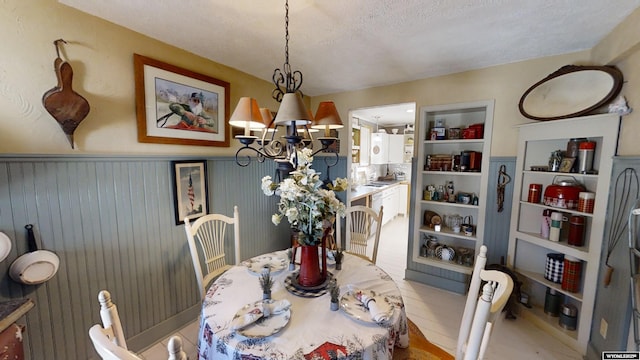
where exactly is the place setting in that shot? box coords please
[230,299,292,338]
[242,255,288,275]
[339,285,395,326]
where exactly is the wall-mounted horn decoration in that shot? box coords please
[42,39,90,148]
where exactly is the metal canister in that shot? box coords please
[528,183,542,203]
[568,215,585,246]
[566,138,587,172]
[559,304,578,330]
[544,288,562,316]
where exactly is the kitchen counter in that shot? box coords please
[350,180,408,203]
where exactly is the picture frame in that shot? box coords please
[171,160,209,225]
[560,157,576,173]
[134,54,230,147]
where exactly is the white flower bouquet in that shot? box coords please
[261,148,348,245]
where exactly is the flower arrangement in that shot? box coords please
[261,148,348,246]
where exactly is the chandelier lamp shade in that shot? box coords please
[229,0,343,180]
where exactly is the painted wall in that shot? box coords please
[313,7,640,158]
[0,0,281,156]
[2,0,640,358]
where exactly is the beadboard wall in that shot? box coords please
[587,156,640,359]
[0,154,346,360]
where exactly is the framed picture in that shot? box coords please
[134,54,230,147]
[171,160,209,225]
[560,157,576,173]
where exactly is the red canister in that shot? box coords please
[562,256,582,293]
[528,184,542,203]
[568,215,585,246]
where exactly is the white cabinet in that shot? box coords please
[381,186,398,226]
[411,100,494,275]
[388,134,404,164]
[371,133,404,164]
[398,183,409,216]
[507,114,619,355]
[371,132,388,164]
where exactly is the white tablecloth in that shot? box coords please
[196,250,409,359]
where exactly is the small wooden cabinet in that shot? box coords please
[507,114,619,355]
[0,298,34,360]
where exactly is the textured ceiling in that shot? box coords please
[61,0,639,99]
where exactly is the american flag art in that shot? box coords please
[187,173,195,211]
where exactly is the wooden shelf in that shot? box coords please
[413,255,474,274]
[515,268,583,302]
[517,303,579,347]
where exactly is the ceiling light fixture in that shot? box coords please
[229,0,342,181]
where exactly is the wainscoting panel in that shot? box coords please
[0,155,307,359]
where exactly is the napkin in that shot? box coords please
[352,288,392,323]
[231,299,291,331]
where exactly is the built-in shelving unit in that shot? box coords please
[411,100,494,281]
[507,114,620,355]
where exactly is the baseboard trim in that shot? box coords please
[128,304,200,352]
[405,269,467,294]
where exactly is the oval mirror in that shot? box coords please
[519,65,623,121]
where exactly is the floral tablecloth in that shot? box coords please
[196,250,409,360]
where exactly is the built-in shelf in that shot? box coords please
[411,100,494,287]
[507,114,620,355]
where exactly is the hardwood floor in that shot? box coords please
[141,215,584,359]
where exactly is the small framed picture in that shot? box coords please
[171,160,209,225]
[559,157,575,173]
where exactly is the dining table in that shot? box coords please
[195,248,409,360]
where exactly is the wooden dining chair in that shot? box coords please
[185,205,241,300]
[336,205,383,263]
[89,290,186,360]
[455,245,514,360]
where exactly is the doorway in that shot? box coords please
[347,102,417,265]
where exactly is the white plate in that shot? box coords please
[244,255,287,275]
[234,301,291,338]
[0,232,11,263]
[339,290,393,325]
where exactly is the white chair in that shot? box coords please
[454,245,514,360]
[89,290,186,360]
[185,205,241,300]
[336,205,383,263]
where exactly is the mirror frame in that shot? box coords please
[518,65,623,121]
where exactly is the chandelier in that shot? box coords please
[229,0,343,181]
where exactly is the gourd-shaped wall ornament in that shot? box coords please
[42,39,90,148]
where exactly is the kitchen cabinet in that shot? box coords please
[371,133,403,164]
[388,134,404,164]
[382,186,398,225]
[411,100,493,276]
[507,114,619,355]
[371,132,389,164]
[398,183,409,216]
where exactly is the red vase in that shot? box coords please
[298,245,324,287]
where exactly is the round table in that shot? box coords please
[196,249,409,359]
